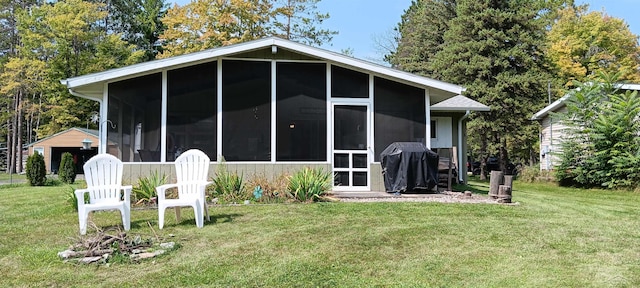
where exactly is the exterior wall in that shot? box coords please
[28,130,99,173]
[122,162,331,186]
[539,106,567,170]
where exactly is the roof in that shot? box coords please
[61,37,465,102]
[26,128,99,147]
[531,83,640,121]
[430,95,490,111]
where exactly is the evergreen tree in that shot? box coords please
[58,152,76,184]
[26,152,46,186]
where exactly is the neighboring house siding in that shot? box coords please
[539,107,567,170]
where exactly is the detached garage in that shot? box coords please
[27,128,99,174]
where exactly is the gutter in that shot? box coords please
[458,110,470,183]
[67,88,105,153]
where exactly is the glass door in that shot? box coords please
[333,104,370,191]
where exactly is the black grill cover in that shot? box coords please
[380,142,439,193]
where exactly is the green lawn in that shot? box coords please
[1,180,639,287]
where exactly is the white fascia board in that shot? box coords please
[62,37,465,95]
[272,39,465,94]
[62,39,279,89]
[431,106,490,112]
[531,94,570,120]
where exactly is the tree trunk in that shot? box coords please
[16,89,23,173]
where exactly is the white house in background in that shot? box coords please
[60,37,489,191]
[531,83,640,171]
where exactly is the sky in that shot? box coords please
[172,0,640,63]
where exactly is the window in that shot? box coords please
[331,65,368,98]
[373,77,425,162]
[276,62,327,161]
[34,147,44,156]
[222,60,271,161]
[167,62,217,161]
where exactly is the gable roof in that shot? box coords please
[61,37,465,102]
[531,83,640,121]
[26,128,99,147]
[431,95,490,111]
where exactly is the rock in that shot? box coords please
[58,249,74,259]
[80,256,102,264]
[160,242,175,250]
[153,250,165,256]
[132,252,156,260]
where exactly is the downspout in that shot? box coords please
[458,110,470,183]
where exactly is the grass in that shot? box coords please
[1,179,640,287]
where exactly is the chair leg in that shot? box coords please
[78,211,88,235]
[158,206,166,229]
[204,200,210,222]
[194,201,203,228]
[121,206,130,231]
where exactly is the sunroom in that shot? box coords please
[61,37,489,192]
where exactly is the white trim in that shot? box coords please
[326,64,332,163]
[100,83,108,154]
[271,60,277,163]
[160,71,167,162]
[62,37,465,96]
[331,101,371,191]
[217,60,223,160]
[425,89,431,149]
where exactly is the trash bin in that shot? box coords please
[380,142,439,193]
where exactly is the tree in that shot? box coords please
[25,152,46,186]
[427,0,568,176]
[555,73,640,189]
[388,0,457,74]
[158,0,336,58]
[271,0,336,46]
[58,152,76,184]
[158,0,273,58]
[107,0,169,61]
[546,6,640,87]
[16,0,144,136]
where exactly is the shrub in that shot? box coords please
[246,172,293,203]
[26,153,46,186]
[287,167,332,202]
[58,152,76,184]
[132,171,167,205]
[518,165,554,183]
[210,160,247,203]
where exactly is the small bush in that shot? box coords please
[518,165,554,183]
[26,153,46,186]
[246,172,293,203]
[210,160,247,203]
[288,167,332,202]
[58,152,76,184]
[132,171,167,205]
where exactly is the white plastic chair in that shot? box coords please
[156,149,212,229]
[75,154,131,235]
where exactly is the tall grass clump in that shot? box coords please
[210,160,247,203]
[246,172,292,203]
[287,167,332,202]
[26,152,46,186]
[132,171,167,205]
[58,152,76,184]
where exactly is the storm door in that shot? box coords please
[333,103,370,191]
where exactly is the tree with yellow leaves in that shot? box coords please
[546,5,640,86]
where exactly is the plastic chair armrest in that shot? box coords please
[156,183,179,201]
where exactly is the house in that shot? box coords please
[60,37,489,191]
[531,83,640,170]
[26,128,99,174]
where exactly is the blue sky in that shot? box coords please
[172,0,640,63]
